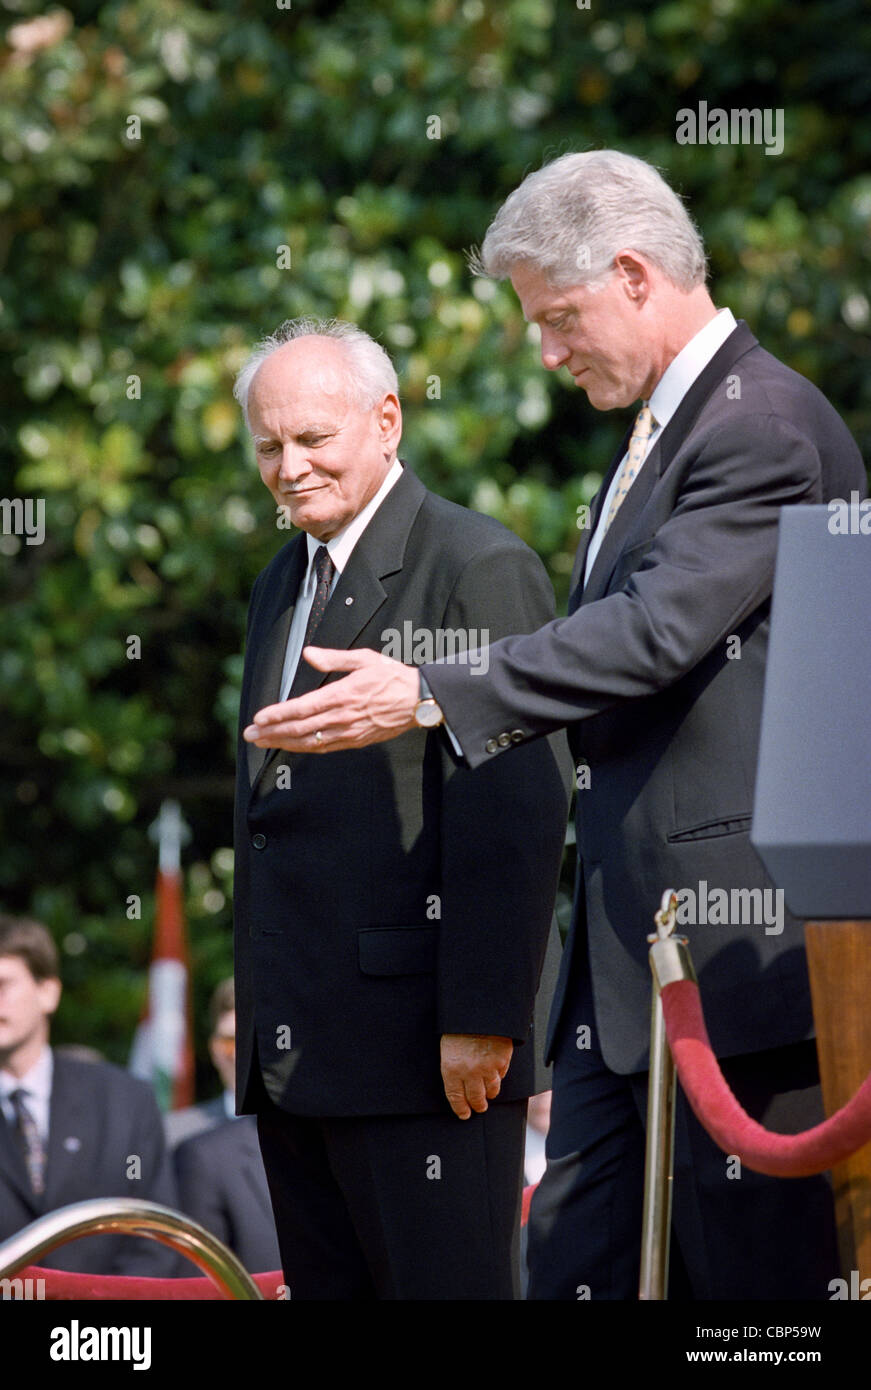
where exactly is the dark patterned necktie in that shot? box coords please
[287,546,336,699]
[302,545,336,649]
[8,1087,46,1194]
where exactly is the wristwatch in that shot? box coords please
[414,673,444,728]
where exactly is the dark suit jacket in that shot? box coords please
[423,322,867,1074]
[233,463,572,1117]
[164,1094,228,1150]
[0,1053,180,1275]
[174,1116,281,1274]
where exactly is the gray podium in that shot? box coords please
[751,501,871,1276]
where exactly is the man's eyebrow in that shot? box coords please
[252,423,337,443]
[526,303,572,325]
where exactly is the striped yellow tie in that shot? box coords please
[604,403,655,532]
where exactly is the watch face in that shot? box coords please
[415,699,443,728]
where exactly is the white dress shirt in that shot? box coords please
[0,1044,53,1143]
[278,458,404,701]
[583,308,738,586]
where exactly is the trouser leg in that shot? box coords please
[257,1094,527,1300]
[256,1102,376,1300]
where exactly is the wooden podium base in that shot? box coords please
[805,920,871,1278]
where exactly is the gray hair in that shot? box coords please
[233,317,399,425]
[469,150,707,292]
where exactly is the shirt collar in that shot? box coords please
[0,1044,53,1105]
[648,308,738,431]
[304,458,404,583]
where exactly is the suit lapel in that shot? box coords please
[580,435,664,605]
[0,1053,91,1217]
[573,321,759,608]
[41,1054,88,1212]
[245,537,308,787]
[568,418,635,610]
[250,464,427,798]
[0,1106,37,1214]
[281,562,393,702]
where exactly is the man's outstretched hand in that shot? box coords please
[242,647,420,753]
[440,1034,514,1120]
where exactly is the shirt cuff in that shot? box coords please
[419,672,465,758]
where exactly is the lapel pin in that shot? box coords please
[63,1136,81,1152]
[345,596,354,605]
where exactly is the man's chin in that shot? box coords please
[580,382,634,412]
[284,501,340,539]
[579,384,612,411]
[573,374,607,409]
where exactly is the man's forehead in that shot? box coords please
[0,955,32,976]
[510,266,579,320]
[250,339,353,405]
[249,371,355,430]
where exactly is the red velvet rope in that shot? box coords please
[12,1266,285,1300]
[521,1183,536,1226]
[661,978,871,1177]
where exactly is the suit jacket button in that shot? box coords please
[497,732,512,748]
[510,729,524,744]
[252,833,267,849]
[485,738,498,754]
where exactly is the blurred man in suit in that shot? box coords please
[0,914,179,1275]
[164,977,238,1149]
[247,153,866,1299]
[174,978,281,1274]
[233,318,571,1299]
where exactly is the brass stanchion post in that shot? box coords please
[0,1198,264,1300]
[638,890,697,1301]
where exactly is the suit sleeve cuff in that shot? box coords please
[419,671,465,758]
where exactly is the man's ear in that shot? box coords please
[377,392,402,456]
[613,250,651,304]
[38,976,62,1019]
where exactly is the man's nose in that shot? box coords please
[276,444,313,483]
[540,330,570,371]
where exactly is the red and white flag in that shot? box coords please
[129,800,195,1110]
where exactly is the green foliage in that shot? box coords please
[0,0,868,1074]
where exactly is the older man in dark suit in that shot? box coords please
[232,318,571,1300]
[247,153,866,1300]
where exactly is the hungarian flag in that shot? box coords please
[129,800,195,1110]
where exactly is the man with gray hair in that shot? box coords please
[245,153,865,1299]
[231,318,571,1298]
